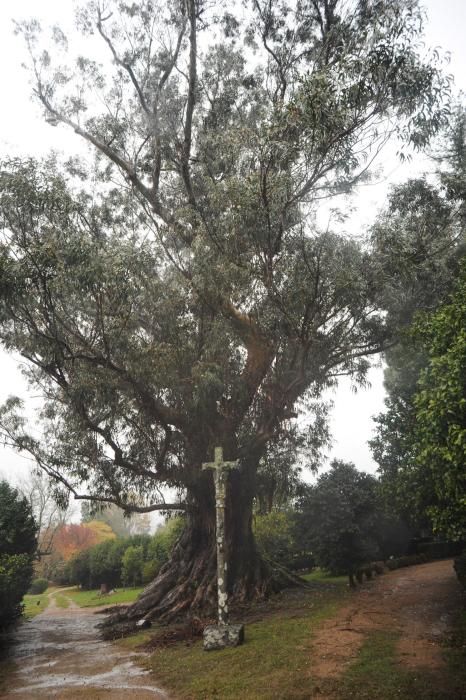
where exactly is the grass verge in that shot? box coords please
[22,593,50,619]
[444,606,466,698]
[302,569,348,585]
[53,593,71,608]
[65,586,144,607]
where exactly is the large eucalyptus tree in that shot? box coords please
[0,0,450,620]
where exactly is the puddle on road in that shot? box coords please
[0,605,167,699]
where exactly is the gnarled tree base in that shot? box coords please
[100,536,307,636]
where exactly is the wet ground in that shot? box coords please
[0,592,168,699]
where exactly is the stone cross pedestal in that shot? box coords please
[202,446,245,651]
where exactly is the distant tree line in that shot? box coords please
[59,518,185,590]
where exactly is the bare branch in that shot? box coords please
[96,8,151,116]
[180,0,197,206]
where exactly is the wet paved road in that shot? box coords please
[0,593,168,699]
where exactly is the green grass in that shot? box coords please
[53,593,71,608]
[443,608,466,698]
[139,589,347,699]
[302,568,348,585]
[65,586,144,607]
[22,593,50,619]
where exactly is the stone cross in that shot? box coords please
[202,446,239,625]
[202,446,244,650]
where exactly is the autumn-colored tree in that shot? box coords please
[52,521,114,561]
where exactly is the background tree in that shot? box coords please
[410,264,466,539]
[0,0,451,621]
[53,522,115,561]
[66,517,184,589]
[121,545,145,587]
[295,461,381,585]
[18,470,71,557]
[371,110,466,531]
[0,480,37,627]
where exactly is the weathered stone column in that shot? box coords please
[202,446,245,650]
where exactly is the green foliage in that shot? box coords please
[371,112,466,537]
[67,517,184,589]
[0,480,37,557]
[254,511,314,571]
[28,578,48,595]
[147,518,185,565]
[411,265,466,539]
[0,481,37,627]
[0,554,34,627]
[121,545,144,586]
[89,539,129,589]
[385,554,427,570]
[142,560,160,585]
[296,461,382,579]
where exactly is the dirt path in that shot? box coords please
[0,591,168,699]
[310,559,463,683]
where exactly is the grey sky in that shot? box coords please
[0,0,464,487]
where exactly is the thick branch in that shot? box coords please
[180,0,197,206]
[35,88,174,226]
[96,9,151,116]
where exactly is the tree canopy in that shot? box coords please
[370,110,466,535]
[410,264,466,539]
[0,0,453,618]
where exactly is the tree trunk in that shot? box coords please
[107,469,272,627]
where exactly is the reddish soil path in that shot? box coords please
[0,591,168,699]
[310,559,463,682]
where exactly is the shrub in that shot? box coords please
[254,510,314,571]
[417,541,463,560]
[385,553,427,570]
[68,549,91,588]
[0,481,37,628]
[29,578,48,594]
[66,516,186,590]
[142,560,160,584]
[0,554,34,627]
[454,552,466,589]
[121,545,144,586]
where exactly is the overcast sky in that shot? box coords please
[0,0,465,488]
